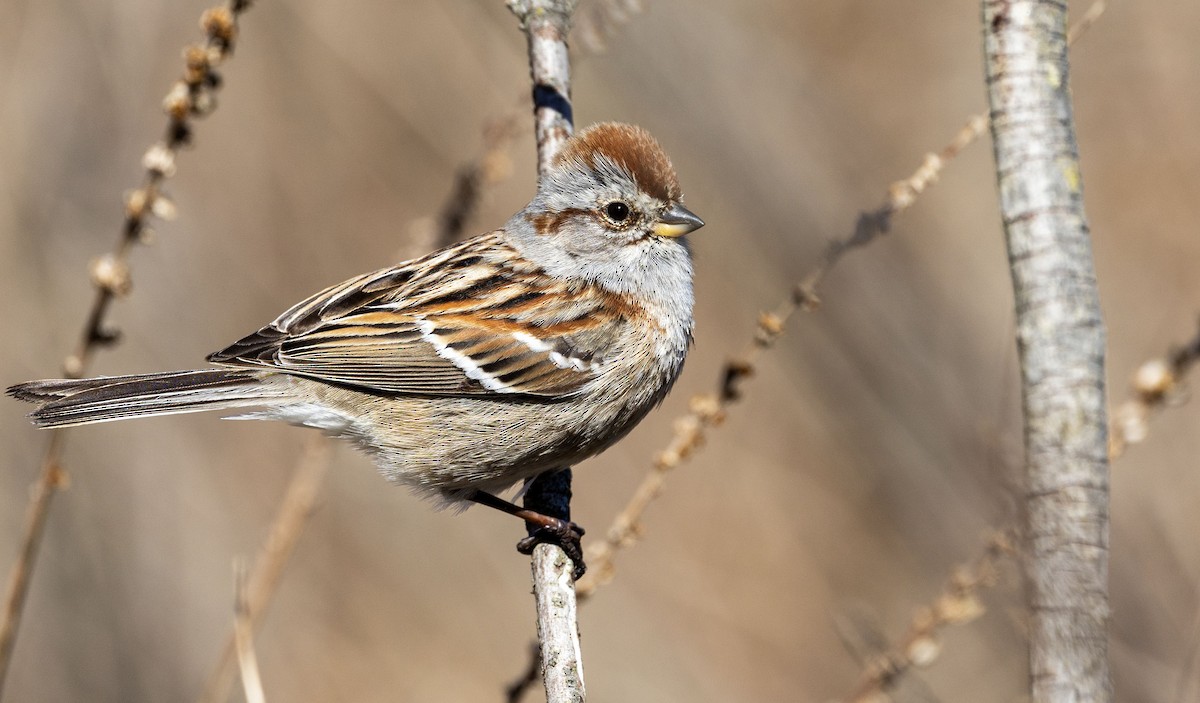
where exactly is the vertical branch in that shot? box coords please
[510,0,578,172]
[983,2,1112,702]
[506,2,585,702]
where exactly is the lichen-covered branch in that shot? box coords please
[506,1,586,701]
[0,2,255,693]
[983,1,1112,700]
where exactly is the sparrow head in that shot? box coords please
[512,123,703,298]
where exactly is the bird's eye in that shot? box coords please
[604,201,631,223]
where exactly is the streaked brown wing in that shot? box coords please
[207,234,626,398]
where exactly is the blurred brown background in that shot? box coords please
[2,0,1198,701]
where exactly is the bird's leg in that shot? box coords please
[466,488,587,579]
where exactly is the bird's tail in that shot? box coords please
[7,369,289,429]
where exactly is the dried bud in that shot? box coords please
[204,45,226,66]
[142,143,177,177]
[162,81,191,120]
[63,354,84,378]
[190,90,217,116]
[792,283,820,310]
[1114,400,1149,445]
[934,592,985,624]
[184,44,210,71]
[125,189,150,219]
[150,194,178,221]
[905,636,941,667]
[90,254,132,296]
[757,311,785,336]
[689,393,722,420]
[201,7,237,43]
[1133,358,1174,400]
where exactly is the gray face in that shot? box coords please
[505,152,695,319]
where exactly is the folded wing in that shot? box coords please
[207,235,630,399]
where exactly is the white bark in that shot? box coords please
[982,1,1112,701]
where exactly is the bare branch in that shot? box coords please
[430,114,523,248]
[508,0,579,170]
[573,0,644,54]
[504,643,542,703]
[1110,319,1200,458]
[506,2,586,701]
[0,1,256,692]
[983,0,1112,700]
[531,548,586,703]
[841,532,1017,703]
[197,436,331,703]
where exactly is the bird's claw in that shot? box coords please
[516,518,587,580]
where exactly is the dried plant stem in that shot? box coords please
[838,317,1200,699]
[233,563,267,703]
[0,2,254,695]
[506,1,586,702]
[842,532,1016,703]
[431,114,523,248]
[504,643,543,703]
[575,0,1108,600]
[1109,320,1200,458]
[984,0,1112,700]
[573,0,644,54]
[0,433,67,691]
[197,435,331,703]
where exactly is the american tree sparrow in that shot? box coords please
[9,122,704,573]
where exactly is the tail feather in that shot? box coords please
[7,369,288,428]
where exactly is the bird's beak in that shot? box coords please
[653,204,705,238]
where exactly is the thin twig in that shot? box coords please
[574,0,1109,601]
[1109,319,1200,459]
[841,531,1017,703]
[431,114,523,248]
[504,643,542,703]
[573,0,644,55]
[233,563,267,703]
[197,435,331,703]
[0,2,256,694]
